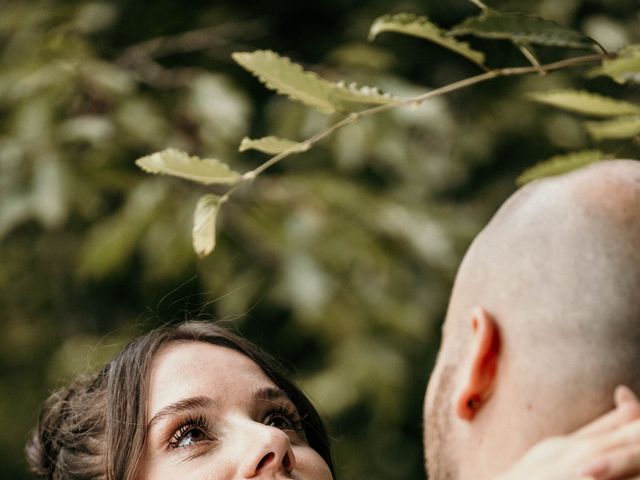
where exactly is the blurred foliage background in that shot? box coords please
[1,1,638,479]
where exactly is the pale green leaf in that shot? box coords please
[369,13,486,67]
[232,50,337,114]
[517,150,606,186]
[584,116,640,140]
[527,90,640,117]
[192,194,221,258]
[232,50,397,113]
[136,148,241,185]
[589,45,640,84]
[330,81,397,109]
[451,11,597,50]
[239,136,309,155]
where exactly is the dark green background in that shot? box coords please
[1,1,638,479]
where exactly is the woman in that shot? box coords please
[27,322,334,480]
[27,321,640,479]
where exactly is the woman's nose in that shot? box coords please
[238,422,296,477]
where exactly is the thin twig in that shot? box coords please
[220,52,606,204]
[516,42,545,75]
[116,21,268,87]
[357,52,605,118]
[118,20,267,65]
[469,0,489,11]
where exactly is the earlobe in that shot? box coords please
[456,307,501,421]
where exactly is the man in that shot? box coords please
[424,160,640,479]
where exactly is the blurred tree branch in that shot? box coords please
[116,20,267,87]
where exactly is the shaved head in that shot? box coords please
[425,160,640,480]
[454,160,640,391]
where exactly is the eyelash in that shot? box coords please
[169,414,211,450]
[264,405,304,433]
[168,405,305,450]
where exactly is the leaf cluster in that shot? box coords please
[135,2,640,256]
[1,2,639,480]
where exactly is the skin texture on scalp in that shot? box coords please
[424,160,640,480]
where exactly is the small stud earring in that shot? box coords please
[467,395,481,410]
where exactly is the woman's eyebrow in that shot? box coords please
[148,396,215,430]
[253,387,289,404]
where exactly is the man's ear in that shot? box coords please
[455,307,501,421]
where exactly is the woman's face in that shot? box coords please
[138,341,333,480]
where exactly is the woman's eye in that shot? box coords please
[177,428,207,447]
[265,414,295,430]
[169,422,210,449]
[264,407,303,433]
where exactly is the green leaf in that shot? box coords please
[516,150,606,186]
[232,50,396,114]
[584,116,640,141]
[527,90,640,117]
[369,13,486,67]
[136,148,241,185]
[589,45,640,84]
[232,50,336,113]
[450,11,597,50]
[239,136,309,155]
[192,194,221,258]
[330,81,397,109]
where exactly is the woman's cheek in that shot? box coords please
[293,446,334,480]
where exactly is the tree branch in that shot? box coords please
[215,52,607,208]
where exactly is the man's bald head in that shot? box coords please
[424,160,640,480]
[452,159,640,391]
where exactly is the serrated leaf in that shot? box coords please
[232,50,396,114]
[330,81,397,109]
[584,116,640,141]
[451,11,597,50]
[517,150,606,186]
[589,45,640,84]
[232,50,337,113]
[369,13,486,67]
[527,90,640,117]
[136,148,241,185]
[239,136,309,155]
[192,194,221,258]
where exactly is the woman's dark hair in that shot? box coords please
[26,321,336,479]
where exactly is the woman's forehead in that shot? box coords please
[147,341,277,413]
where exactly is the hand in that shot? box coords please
[497,386,640,480]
